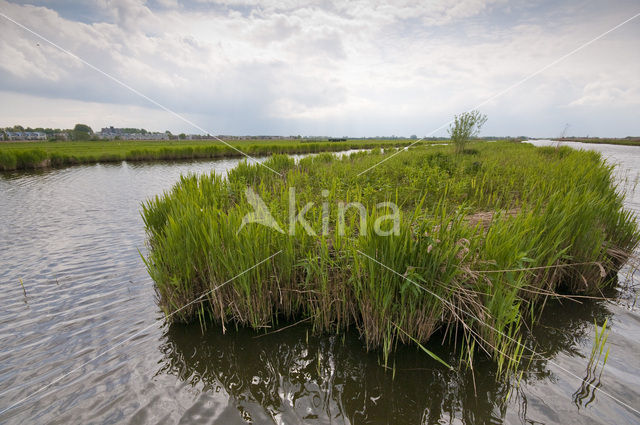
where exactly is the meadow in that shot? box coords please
[142,141,639,373]
[0,138,417,171]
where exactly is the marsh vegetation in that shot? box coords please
[0,138,419,171]
[142,141,639,375]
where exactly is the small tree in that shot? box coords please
[73,123,93,133]
[72,123,93,141]
[448,110,487,153]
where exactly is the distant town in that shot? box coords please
[0,124,432,142]
[3,125,639,144]
[0,124,533,142]
[1,124,214,142]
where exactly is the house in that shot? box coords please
[6,132,23,140]
[26,132,47,140]
[97,127,170,141]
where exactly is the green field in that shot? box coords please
[142,141,639,374]
[0,138,421,171]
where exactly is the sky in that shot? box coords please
[0,0,638,137]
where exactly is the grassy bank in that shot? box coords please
[0,138,419,171]
[142,142,639,372]
[550,137,640,147]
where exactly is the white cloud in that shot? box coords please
[0,90,196,132]
[570,78,640,107]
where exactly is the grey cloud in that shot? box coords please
[0,0,639,137]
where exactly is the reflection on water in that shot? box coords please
[0,145,639,424]
[158,323,509,424]
[156,288,616,424]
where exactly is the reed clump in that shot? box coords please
[142,142,639,372]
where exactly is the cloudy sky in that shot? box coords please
[0,0,638,137]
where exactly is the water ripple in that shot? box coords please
[0,148,639,424]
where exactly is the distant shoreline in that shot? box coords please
[3,137,638,172]
[0,138,422,171]
[545,137,640,147]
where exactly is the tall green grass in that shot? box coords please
[142,142,639,372]
[0,139,417,171]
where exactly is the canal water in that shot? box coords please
[0,142,639,424]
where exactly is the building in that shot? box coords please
[98,127,169,140]
[28,132,47,140]
[4,131,46,140]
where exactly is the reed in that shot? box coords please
[142,141,639,371]
[573,319,612,406]
[19,278,26,299]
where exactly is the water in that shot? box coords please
[0,143,639,424]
